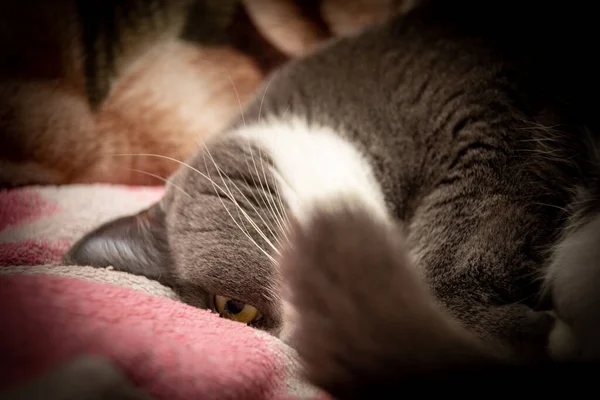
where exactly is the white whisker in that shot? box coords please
[281,103,291,119]
[199,149,252,240]
[200,151,278,264]
[252,77,289,240]
[114,153,277,264]
[257,138,289,238]
[268,150,291,242]
[228,74,246,128]
[244,129,289,244]
[227,73,285,241]
[258,74,276,124]
[195,139,283,249]
[234,78,289,247]
[126,168,193,199]
[241,142,288,246]
[199,142,281,255]
[534,202,570,214]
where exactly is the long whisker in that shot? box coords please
[244,134,288,240]
[252,78,289,239]
[199,141,281,254]
[268,102,293,233]
[267,168,291,247]
[237,80,289,245]
[200,151,278,264]
[228,74,246,128]
[258,74,276,124]
[228,72,285,240]
[114,153,277,264]
[199,148,253,242]
[203,144,285,249]
[533,202,570,214]
[252,82,291,238]
[126,168,193,199]
[201,70,287,251]
[266,118,291,228]
[267,140,291,235]
[256,140,288,238]
[240,142,288,245]
[281,102,291,119]
[193,135,281,249]
[114,153,212,180]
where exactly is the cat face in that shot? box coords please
[64,130,289,334]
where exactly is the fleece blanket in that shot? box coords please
[0,185,320,399]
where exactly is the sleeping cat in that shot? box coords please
[65,0,600,381]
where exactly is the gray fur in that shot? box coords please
[66,134,285,332]
[66,0,600,379]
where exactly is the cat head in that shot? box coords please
[64,127,288,334]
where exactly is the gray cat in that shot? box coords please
[64,0,600,384]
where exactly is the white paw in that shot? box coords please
[548,317,579,361]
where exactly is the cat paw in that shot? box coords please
[544,210,600,361]
[548,316,580,361]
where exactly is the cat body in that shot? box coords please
[65,0,600,389]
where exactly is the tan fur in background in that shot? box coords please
[0,0,404,187]
[0,0,258,186]
[74,42,261,184]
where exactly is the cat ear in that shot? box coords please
[63,204,174,286]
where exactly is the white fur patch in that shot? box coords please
[232,116,389,228]
[546,212,600,360]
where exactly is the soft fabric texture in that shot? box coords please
[0,185,319,399]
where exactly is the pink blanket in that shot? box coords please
[0,185,320,399]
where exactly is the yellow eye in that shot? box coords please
[214,295,260,324]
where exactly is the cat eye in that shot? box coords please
[214,295,261,324]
